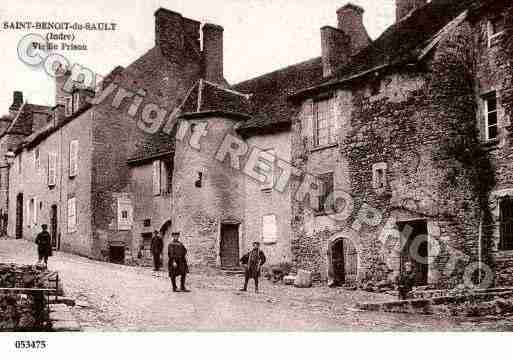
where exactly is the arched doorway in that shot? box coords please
[330,237,358,285]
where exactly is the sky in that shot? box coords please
[0,0,395,114]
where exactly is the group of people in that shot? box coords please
[151,231,266,293]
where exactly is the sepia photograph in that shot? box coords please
[0,0,512,356]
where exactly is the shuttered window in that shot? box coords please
[262,214,278,244]
[500,197,513,251]
[48,153,57,187]
[117,198,133,231]
[313,97,336,147]
[69,140,79,177]
[153,160,161,196]
[67,197,77,233]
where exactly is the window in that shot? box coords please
[483,92,498,141]
[262,214,278,244]
[152,160,161,195]
[372,162,388,192]
[195,172,203,188]
[67,197,77,233]
[317,172,334,213]
[69,140,79,177]
[17,153,22,174]
[28,198,34,228]
[313,97,336,147]
[73,92,80,113]
[500,197,513,251]
[143,219,151,227]
[48,152,57,187]
[261,149,275,192]
[65,96,73,117]
[117,198,133,231]
[34,148,40,170]
[32,197,37,225]
[488,16,505,46]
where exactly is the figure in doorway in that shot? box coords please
[397,262,416,300]
[35,224,52,269]
[240,241,266,293]
[150,230,163,272]
[168,232,190,292]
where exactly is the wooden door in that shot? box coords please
[344,239,358,283]
[15,193,23,239]
[220,224,239,268]
[332,240,345,284]
[399,220,429,286]
[332,239,358,284]
[50,205,58,248]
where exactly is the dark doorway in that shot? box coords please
[15,193,23,239]
[220,223,239,268]
[331,238,358,285]
[398,220,429,286]
[109,246,125,264]
[50,205,58,249]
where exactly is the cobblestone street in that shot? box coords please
[1,239,512,331]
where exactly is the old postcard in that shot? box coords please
[0,0,512,355]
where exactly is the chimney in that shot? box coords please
[155,8,185,64]
[202,23,224,85]
[321,26,350,78]
[336,3,370,55]
[11,91,23,109]
[320,3,370,78]
[396,0,427,21]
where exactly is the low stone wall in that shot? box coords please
[357,290,513,316]
[0,264,54,331]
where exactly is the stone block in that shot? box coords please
[294,270,312,288]
[283,275,296,285]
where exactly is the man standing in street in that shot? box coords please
[150,230,163,272]
[240,241,266,293]
[35,224,52,268]
[168,232,190,292]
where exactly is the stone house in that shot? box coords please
[3,8,225,263]
[287,0,513,288]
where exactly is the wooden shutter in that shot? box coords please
[33,196,37,225]
[153,160,161,195]
[48,153,57,186]
[262,214,277,244]
[69,140,79,177]
[67,197,77,233]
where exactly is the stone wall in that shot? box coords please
[171,116,244,266]
[0,264,51,331]
[290,14,511,288]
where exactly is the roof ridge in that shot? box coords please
[202,79,251,99]
[233,57,322,88]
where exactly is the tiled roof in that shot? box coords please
[295,0,480,96]
[232,57,323,132]
[180,79,252,115]
[6,103,35,136]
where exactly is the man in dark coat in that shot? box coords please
[240,241,266,293]
[150,230,163,271]
[168,232,189,292]
[397,262,416,300]
[35,224,52,268]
